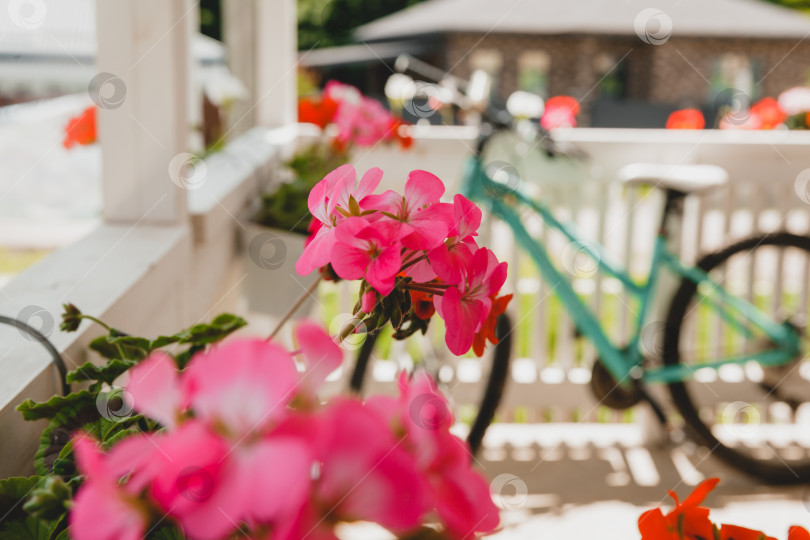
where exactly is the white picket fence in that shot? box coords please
[318,127,810,431]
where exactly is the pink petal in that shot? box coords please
[324,164,356,216]
[296,227,335,276]
[182,340,299,437]
[364,245,402,296]
[229,438,313,523]
[356,167,383,201]
[330,243,370,281]
[434,466,500,538]
[404,170,445,209]
[307,178,329,223]
[70,480,146,540]
[127,351,181,429]
[400,203,453,250]
[362,190,401,214]
[295,320,343,393]
[405,256,437,283]
[438,287,484,355]
[453,194,482,239]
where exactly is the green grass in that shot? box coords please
[0,248,48,275]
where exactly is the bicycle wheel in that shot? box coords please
[348,314,513,456]
[663,232,810,483]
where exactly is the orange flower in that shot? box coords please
[472,293,512,357]
[750,97,786,130]
[63,106,97,148]
[666,108,705,130]
[409,289,435,320]
[719,524,776,540]
[298,96,339,129]
[638,478,719,540]
[789,526,810,540]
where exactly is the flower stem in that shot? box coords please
[405,284,447,296]
[267,276,322,341]
[399,254,428,272]
[80,315,112,331]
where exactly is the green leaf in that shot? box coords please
[0,477,65,540]
[89,335,150,361]
[0,476,43,517]
[146,524,186,540]
[152,313,246,349]
[18,390,140,476]
[65,359,137,386]
[0,514,61,540]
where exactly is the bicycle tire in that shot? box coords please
[348,313,513,456]
[663,232,810,484]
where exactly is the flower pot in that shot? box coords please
[242,222,318,318]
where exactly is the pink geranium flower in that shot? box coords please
[297,165,383,276]
[364,170,454,251]
[69,436,148,540]
[435,247,508,355]
[330,217,403,295]
[428,194,482,285]
[276,399,429,540]
[367,372,500,539]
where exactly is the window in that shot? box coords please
[517,51,550,98]
[709,53,758,104]
[469,48,503,99]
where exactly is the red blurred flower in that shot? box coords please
[297,96,339,129]
[63,106,97,148]
[790,527,810,540]
[750,97,786,129]
[390,117,413,149]
[666,108,705,130]
[541,96,580,130]
[472,293,512,357]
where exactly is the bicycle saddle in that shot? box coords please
[617,163,728,194]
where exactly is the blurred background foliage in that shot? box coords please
[766,0,810,12]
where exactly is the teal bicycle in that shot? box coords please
[462,121,810,484]
[383,55,810,483]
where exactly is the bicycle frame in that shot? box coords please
[461,156,801,387]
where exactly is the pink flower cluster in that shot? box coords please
[69,326,499,540]
[297,164,511,356]
[322,81,412,149]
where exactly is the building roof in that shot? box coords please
[300,40,430,67]
[356,0,810,41]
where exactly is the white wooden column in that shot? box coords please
[224,0,297,130]
[223,0,257,136]
[96,0,192,223]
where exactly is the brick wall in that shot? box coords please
[444,32,810,124]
